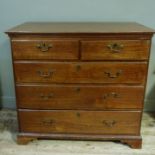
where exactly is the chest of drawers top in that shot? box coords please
[6,22,154,35]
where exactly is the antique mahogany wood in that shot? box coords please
[14,62,147,84]
[81,40,150,60]
[12,39,150,60]
[12,39,79,60]
[6,22,154,34]
[16,85,144,110]
[17,133,142,149]
[6,22,155,149]
[18,110,141,135]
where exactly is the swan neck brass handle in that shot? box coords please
[102,120,116,127]
[36,42,52,52]
[37,69,55,78]
[40,93,54,100]
[107,43,124,52]
[104,70,122,78]
[42,119,53,125]
[102,92,119,99]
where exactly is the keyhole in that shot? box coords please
[76,112,81,117]
[76,65,81,71]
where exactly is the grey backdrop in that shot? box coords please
[0,0,155,110]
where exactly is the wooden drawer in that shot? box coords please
[16,85,144,110]
[81,40,150,60]
[11,39,79,60]
[14,62,147,84]
[18,110,141,135]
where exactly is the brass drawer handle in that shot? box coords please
[102,92,119,99]
[107,43,124,52]
[37,70,55,78]
[42,119,53,125]
[40,93,54,100]
[36,42,52,52]
[102,120,116,127]
[104,70,122,78]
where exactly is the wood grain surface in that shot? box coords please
[14,62,147,84]
[16,84,144,110]
[18,110,141,135]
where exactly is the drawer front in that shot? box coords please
[14,62,147,84]
[81,40,150,60]
[16,85,144,109]
[19,110,141,135]
[12,39,79,60]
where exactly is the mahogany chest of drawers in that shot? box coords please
[6,22,154,148]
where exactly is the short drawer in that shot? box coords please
[14,62,147,84]
[16,85,144,110]
[18,110,141,135]
[11,39,79,60]
[81,40,150,60]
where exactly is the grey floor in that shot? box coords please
[0,109,155,155]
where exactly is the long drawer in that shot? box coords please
[16,84,144,110]
[11,39,79,60]
[81,40,150,60]
[18,110,141,135]
[14,62,147,84]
